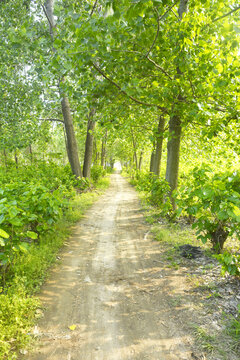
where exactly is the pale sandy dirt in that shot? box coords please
[26,174,195,360]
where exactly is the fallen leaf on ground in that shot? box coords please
[68,324,77,331]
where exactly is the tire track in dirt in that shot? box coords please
[26,174,193,360]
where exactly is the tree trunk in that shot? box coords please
[153,116,165,176]
[101,130,107,167]
[3,149,7,168]
[165,0,188,198]
[150,150,155,173]
[131,128,138,170]
[83,110,95,178]
[110,157,115,169]
[93,140,98,164]
[165,114,182,192]
[138,151,143,171]
[14,151,18,168]
[44,0,82,178]
[29,144,33,164]
[61,97,82,178]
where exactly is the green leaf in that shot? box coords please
[26,231,38,240]
[19,242,29,253]
[216,63,223,73]
[0,229,9,239]
[233,205,240,217]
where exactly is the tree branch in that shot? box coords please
[41,4,54,30]
[90,0,98,17]
[146,1,178,57]
[212,5,240,23]
[110,49,173,80]
[146,56,173,80]
[146,8,160,57]
[39,118,64,123]
[92,62,168,113]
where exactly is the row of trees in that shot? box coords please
[1,0,239,193]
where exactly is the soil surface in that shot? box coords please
[26,174,197,360]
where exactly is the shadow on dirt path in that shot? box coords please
[26,174,195,360]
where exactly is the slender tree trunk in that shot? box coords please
[110,157,115,169]
[101,130,107,168]
[61,97,82,177]
[150,150,155,173]
[165,0,188,199]
[101,140,105,167]
[44,0,82,178]
[14,151,18,168]
[138,151,143,171]
[165,114,182,192]
[83,110,95,178]
[93,140,98,164]
[153,116,165,176]
[3,149,7,168]
[29,144,33,164]
[131,128,138,170]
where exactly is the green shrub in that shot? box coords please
[148,178,172,216]
[176,166,240,252]
[105,166,114,174]
[128,170,172,217]
[215,252,240,276]
[0,280,39,359]
[0,162,80,284]
[90,165,106,183]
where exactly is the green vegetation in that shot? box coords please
[1,0,240,358]
[0,161,109,359]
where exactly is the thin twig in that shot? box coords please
[146,1,178,57]
[202,5,240,29]
[171,8,180,21]
[212,5,240,23]
[39,118,64,123]
[110,48,173,80]
[41,4,54,30]
[146,56,173,80]
[90,0,98,17]
[92,62,168,112]
[146,8,160,57]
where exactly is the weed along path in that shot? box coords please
[26,174,194,360]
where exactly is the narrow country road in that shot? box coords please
[27,174,193,360]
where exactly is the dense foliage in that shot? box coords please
[0,0,240,357]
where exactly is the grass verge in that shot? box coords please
[0,177,110,360]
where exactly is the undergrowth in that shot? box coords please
[0,177,110,359]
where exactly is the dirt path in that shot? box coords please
[27,174,194,360]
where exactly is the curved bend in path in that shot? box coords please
[27,174,193,360]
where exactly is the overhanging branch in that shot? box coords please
[90,0,98,17]
[39,118,64,123]
[92,62,168,113]
[212,5,240,23]
[146,1,179,57]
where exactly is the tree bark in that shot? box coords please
[165,114,182,192]
[165,0,188,197]
[83,109,95,178]
[101,130,107,168]
[138,151,143,171]
[93,140,98,164]
[131,128,138,170]
[14,151,18,168]
[153,116,165,176]
[3,149,7,168]
[150,150,155,173]
[44,0,82,178]
[29,144,33,164]
[61,97,82,177]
